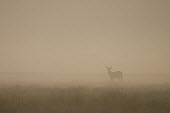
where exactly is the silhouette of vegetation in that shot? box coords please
[0,85,170,113]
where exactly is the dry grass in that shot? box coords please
[0,85,170,113]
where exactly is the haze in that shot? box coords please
[0,0,170,74]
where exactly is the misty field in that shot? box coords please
[0,85,170,113]
[0,73,170,113]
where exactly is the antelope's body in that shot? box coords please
[106,66,123,80]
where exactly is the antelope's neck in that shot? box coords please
[108,70,112,74]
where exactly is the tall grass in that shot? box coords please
[0,85,170,113]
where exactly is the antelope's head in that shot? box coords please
[106,65,112,71]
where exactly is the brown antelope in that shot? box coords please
[106,66,123,80]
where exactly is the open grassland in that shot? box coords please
[0,84,170,113]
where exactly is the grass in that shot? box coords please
[0,85,170,113]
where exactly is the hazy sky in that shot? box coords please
[0,0,170,73]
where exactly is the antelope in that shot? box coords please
[106,66,123,80]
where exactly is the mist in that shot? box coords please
[0,1,170,112]
[0,0,170,74]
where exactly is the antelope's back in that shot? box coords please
[110,71,123,79]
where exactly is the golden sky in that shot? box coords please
[0,0,170,73]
